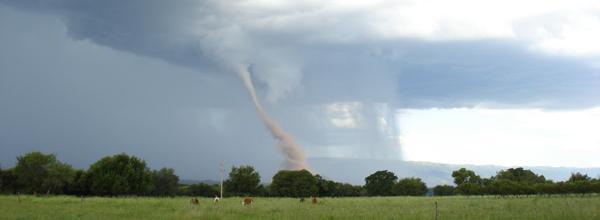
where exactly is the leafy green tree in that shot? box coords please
[86,153,152,196]
[14,151,75,194]
[433,185,455,196]
[489,168,547,196]
[456,182,483,195]
[567,172,591,182]
[592,179,600,194]
[495,167,545,184]
[365,170,398,196]
[451,168,481,185]
[315,175,336,196]
[271,170,317,197]
[0,167,18,193]
[66,169,90,196]
[566,173,593,195]
[314,175,363,197]
[185,183,219,197]
[393,177,427,196]
[489,179,532,196]
[554,182,570,195]
[335,183,364,197]
[224,165,261,196]
[255,184,269,197]
[151,167,179,196]
[479,177,495,195]
[43,161,76,194]
[533,181,558,195]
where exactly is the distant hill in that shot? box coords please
[307,157,600,186]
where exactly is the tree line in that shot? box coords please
[1,151,599,197]
[0,151,365,197]
[432,167,600,196]
[0,152,179,196]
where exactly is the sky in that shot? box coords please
[1,1,599,181]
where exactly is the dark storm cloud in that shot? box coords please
[1,0,212,69]
[0,4,282,179]
[278,39,599,109]
[1,1,599,180]
[1,0,598,108]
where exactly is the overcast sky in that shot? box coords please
[1,1,599,181]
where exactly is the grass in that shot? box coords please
[1,195,599,219]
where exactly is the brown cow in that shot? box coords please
[242,196,253,205]
[311,196,318,204]
[190,198,200,207]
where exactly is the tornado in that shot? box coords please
[236,65,310,171]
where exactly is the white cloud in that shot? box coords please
[399,107,600,167]
[520,13,600,56]
[325,102,362,129]
[233,0,600,56]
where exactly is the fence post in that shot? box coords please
[17,192,21,203]
[434,201,438,220]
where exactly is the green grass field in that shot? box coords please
[1,195,599,220]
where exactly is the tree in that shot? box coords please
[66,169,90,196]
[315,175,336,197]
[451,168,484,195]
[456,182,483,195]
[533,181,558,195]
[488,179,527,196]
[592,179,600,194]
[255,184,269,197]
[186,183,219,197]
[270,170,317,197]
[224,165,261,196]
[393,177,427,196]
[86,153,152,196]
[364,170,398,196]
[335,183,364,197]
[433,185,455,196]
[0,167,18,193]
[43,161,76,194]
[495,167,545,184]
[451,168,481,185]
[567,173,593,195]
[567,172,591,182]
[14,151,75,194]
[151,167,179,196]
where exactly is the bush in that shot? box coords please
[393,178,428,196]
[433,185,455,196]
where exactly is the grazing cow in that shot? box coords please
[214,195,220,203]
[190,198,200,207]
[311,196,318,204]
[242,197,253,205]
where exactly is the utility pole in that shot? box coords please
[220,161,224,199]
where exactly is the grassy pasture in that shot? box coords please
[1,195,599,220]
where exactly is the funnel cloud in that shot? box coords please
[237,65,309,171]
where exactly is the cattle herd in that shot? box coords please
[190,196,319,208]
